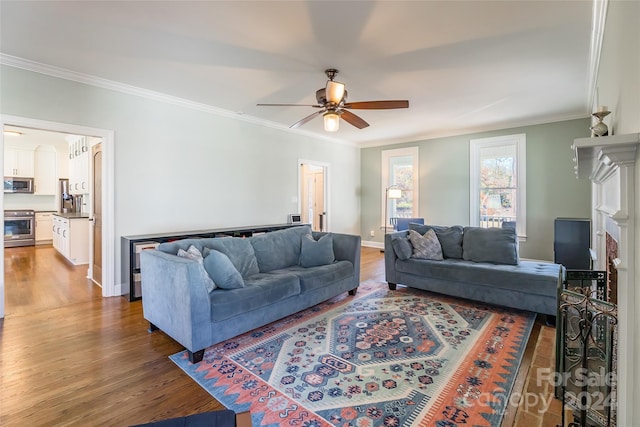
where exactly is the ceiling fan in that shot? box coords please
[257,69,409,132]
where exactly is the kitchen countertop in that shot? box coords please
[53,212,90,219]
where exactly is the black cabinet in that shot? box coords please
[554,218,591,269]
[122,223,305,301]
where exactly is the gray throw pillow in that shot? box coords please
[391,236,413,260]
[462,226,519,265]
[202,249,245,289]
[177,245,216,293]
[408,223,463,259]
[299,233,335,268]
[408,229,444,260]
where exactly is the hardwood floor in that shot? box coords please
[1,245,560,426]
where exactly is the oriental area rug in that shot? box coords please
[170,281,535,427]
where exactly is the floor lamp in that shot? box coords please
[382,186,403,252]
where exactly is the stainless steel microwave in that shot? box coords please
[4,177,34,193]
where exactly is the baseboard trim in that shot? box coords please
[362,240,383,249]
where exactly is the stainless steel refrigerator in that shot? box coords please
[60,179,73,213]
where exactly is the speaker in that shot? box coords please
[554,218,591,269]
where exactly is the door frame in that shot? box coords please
[298,159,330,232]
[0,115,116,318]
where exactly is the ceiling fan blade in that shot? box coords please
[290,110,325,129]
[257,103,323,107]
[341,110,370,129]
[343,100,409,110]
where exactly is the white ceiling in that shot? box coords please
[0,1,595,146]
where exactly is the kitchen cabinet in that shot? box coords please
[35,212,54,244]
[53,214,89,265]
[34,146,57,195]
[68,137,89,194]
[4,146,35,177]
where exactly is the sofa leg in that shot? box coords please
[348,287,357,296]
[544,315,556,327]
[388,282,397,290]
[148,322,159,333]
[188,349,205,364]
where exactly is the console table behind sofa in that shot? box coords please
[121,223,304,301]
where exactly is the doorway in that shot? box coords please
[1,116,115,318]
[299,160,329,232]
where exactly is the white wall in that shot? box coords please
[594,1,640,424]
[0,65,361,297]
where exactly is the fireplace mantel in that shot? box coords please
[572,133,639,184]
[573,132,638,426]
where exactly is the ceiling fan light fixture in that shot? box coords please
[326,80,345,104]
[323,111,340,132]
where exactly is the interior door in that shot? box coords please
[299,162,327,232]
[91,143,102,285]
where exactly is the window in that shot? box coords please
[470,134,526,238]
[381,147,419,226]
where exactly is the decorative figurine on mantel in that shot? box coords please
[591,106,611,137]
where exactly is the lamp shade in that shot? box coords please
[388,188,402,199]
[323,112,340,132]
[326,80,345,104]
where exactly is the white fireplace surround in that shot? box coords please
[572,132,639,424]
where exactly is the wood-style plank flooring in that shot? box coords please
[1,245,560,426]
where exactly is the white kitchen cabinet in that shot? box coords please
[35,212,54,244]
[68,137,89,194]
[4,146,35,177]
[34,146,57,195]
[52,215,89,265]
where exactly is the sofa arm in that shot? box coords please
[313,231,361,287]
[384,231,408,284]
[140,250,212,353]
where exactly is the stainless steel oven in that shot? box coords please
[4,209,35,247]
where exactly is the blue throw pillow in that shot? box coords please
[462,226,519,265]
[203,248,245,289]
[299,233,335,268]
[391,236,413,260]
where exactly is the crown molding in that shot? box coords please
[0,53,357,148]
[358,113,591,149]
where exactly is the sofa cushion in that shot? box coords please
[271,260,354,293]
[203,249,245,289]
[391,236,413,260]
[299,233,335,267]
[408,224,463,259]
[176,245,216,293]
[210,273,301,322]
[250,225,312,272]
[408,229,443,260]
[463,226,518,265]
[395,258,559,298]
[203,237,259,278]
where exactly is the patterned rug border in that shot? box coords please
[170,281,536,426]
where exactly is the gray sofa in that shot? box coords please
[140,225,361,363]
[384,224,565,316]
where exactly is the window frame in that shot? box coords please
[381,146,419,227]
[469,134,526,240]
